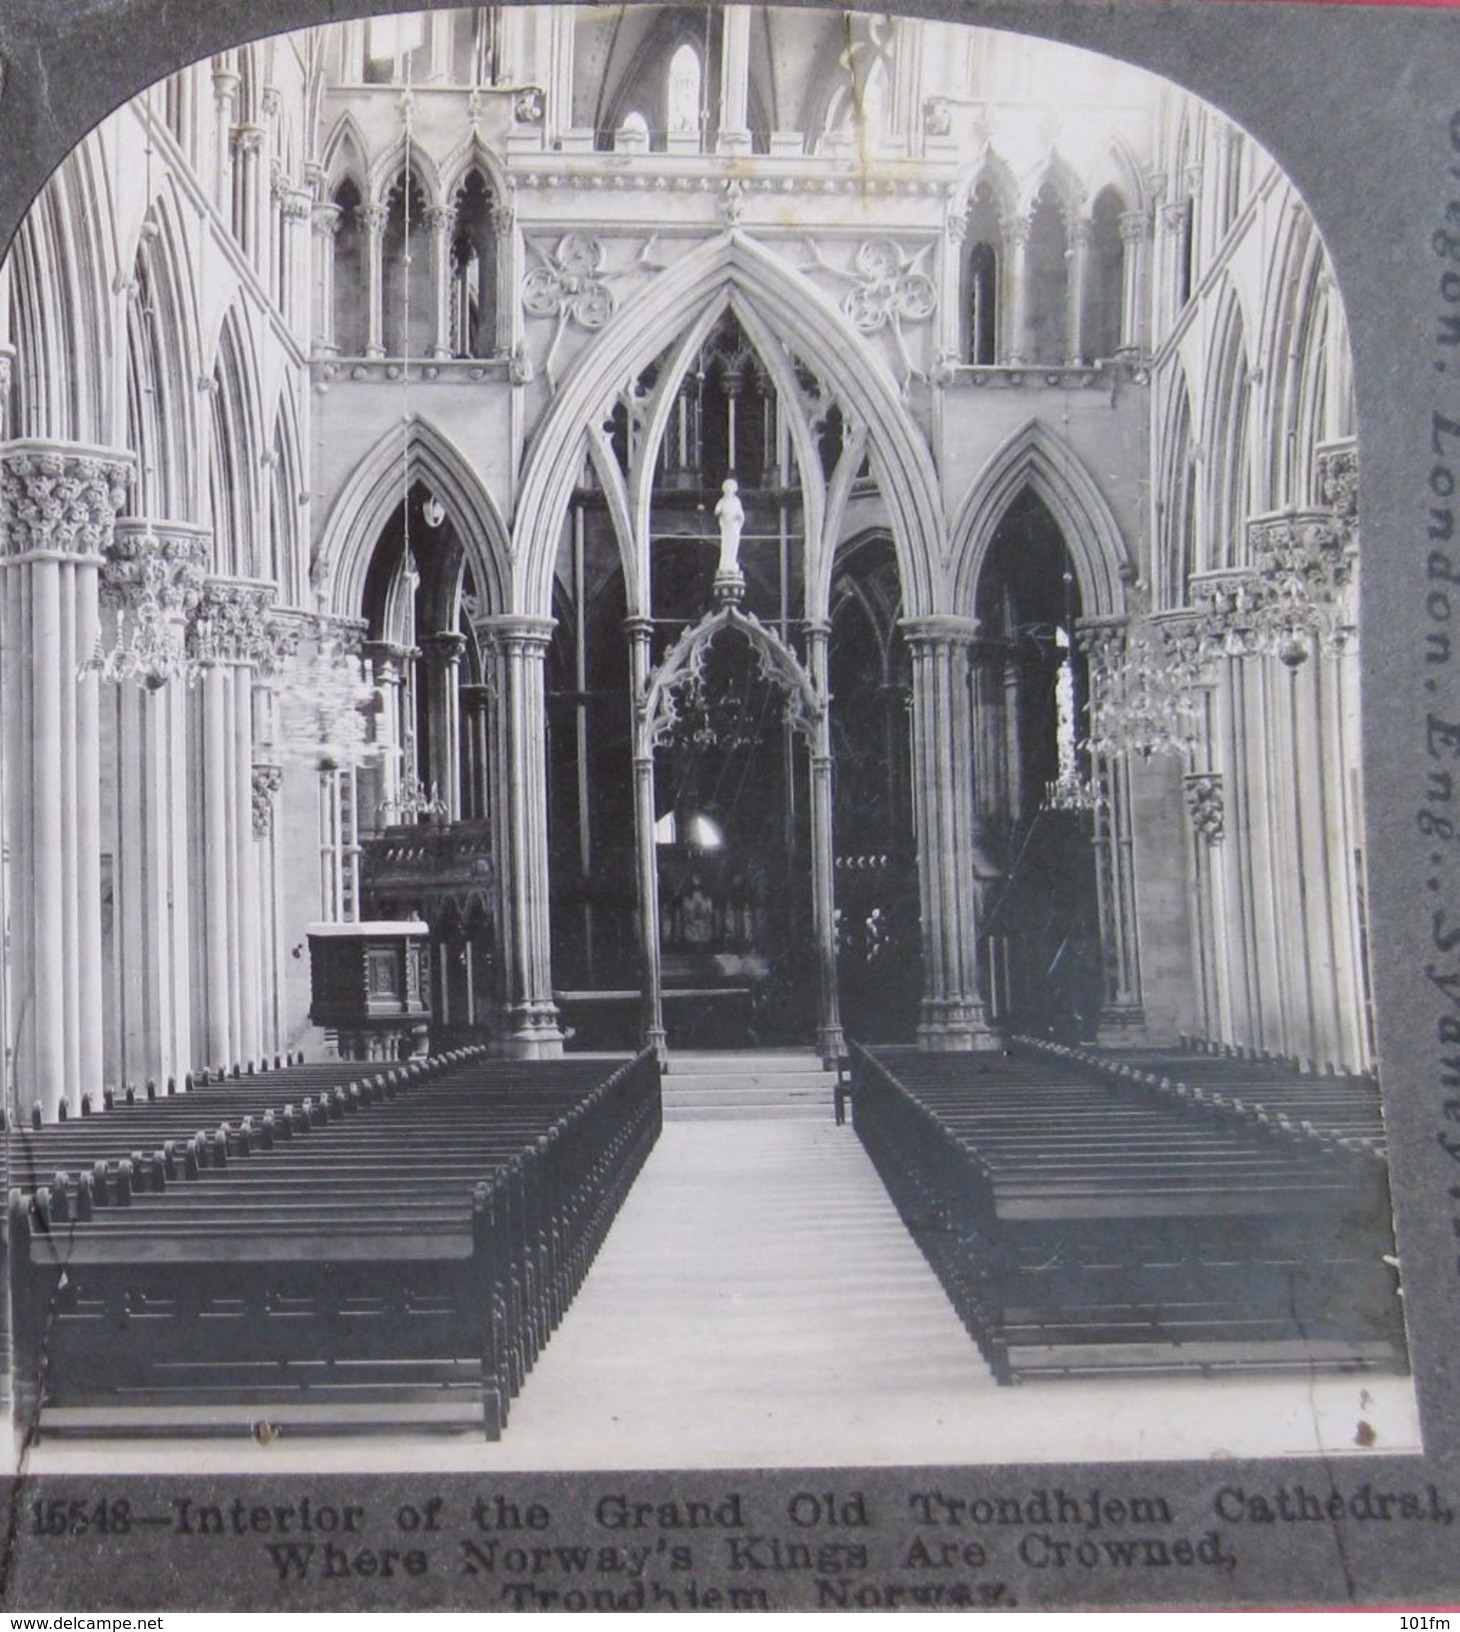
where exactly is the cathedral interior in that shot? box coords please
[0,5,1406,1448]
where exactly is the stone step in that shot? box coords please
[662,1083,835,1109]
[665,1102,830,1122]
[664,1052,831,1077]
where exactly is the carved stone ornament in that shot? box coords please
[188,581,297,672]
[1316,440,1359,551]
[101,521,209,615]
[1184,772,1225,845]
[251,763,283,838]
[644,603,823,751]
[522,234,616,330]
[1,446,132,558]
[843,238,938,335]
[514,86,546,124]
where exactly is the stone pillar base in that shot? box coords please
[816,1023,847,1068]
[495,1000,564,1059]
[917,1000,1002,1052]
[1096,1003,1148,1047]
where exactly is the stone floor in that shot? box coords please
[15,1052,1421,1475]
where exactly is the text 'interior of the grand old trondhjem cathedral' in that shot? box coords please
[0,4,1420,1470]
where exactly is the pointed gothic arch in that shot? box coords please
[949,419,1130,618]
[510,230,944,624]
[316,414,511,621]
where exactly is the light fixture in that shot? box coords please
[273,621,382,772]
[83,523,209,690]
[1041,587,1100,810]
[377,774,447,824]
[1082,611,1204,762]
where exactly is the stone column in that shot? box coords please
[718,6,752,155]
[312,202,343,355]
[0,444,130,1120]
[903,616,998,1051]
[232,124,266,264]
[1064,212,1092,366]
[998,214,1031,366]
[211,65,239,216]
[805,623,845,1064]
[104,520,208,1093]
[941,208,967,363]
[626,617,667,1060]
[1118,209,1150,358]
[280,187,312,339]
[191,580,276,1070]
[460,683,494,822]
[421,629,466,820]
[360,203,389,360]
[478,615,562,1056]
[426,204,458,360]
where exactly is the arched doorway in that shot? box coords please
[973,490,1103,1040]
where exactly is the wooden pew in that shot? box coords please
[8,1051,661,1441]
[850,1044,1404,1383]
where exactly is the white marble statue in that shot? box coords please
[714,477,745,580]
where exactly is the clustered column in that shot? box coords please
[311,201,343,355]
[361,203,389,360]
[805,622,845,1064]
[479,614,563,1056]
[421,630,466,820]
[106,519,209,1093]
[626,616,668,1060]
[904,615,997,1051]
[191,580,276,1071]
[0,443,130,1120]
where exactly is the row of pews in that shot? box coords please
[850,1042,1405,1383]
[5,1047,660,1439]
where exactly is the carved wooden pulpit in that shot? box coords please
[307,919,432,1060]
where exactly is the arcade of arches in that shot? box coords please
[0,5,1367,1121]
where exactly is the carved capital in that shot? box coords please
[1,443,133,559]
[421,629,468,669]
[901,614,982,652]
[923,96,953,137]
[1119,208,1151,245]
[232,123,267,158]
[251,763,283,837]
[189,578,296,670]
[999,213,1032,251]
[312,202,344,238]
[424,203,457,236]
[357,203,390,238]
[1183,772,1225,845]
[1316,439,1359,551]
[102,519,209,616]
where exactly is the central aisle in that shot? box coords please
[21,1052,1420,1473]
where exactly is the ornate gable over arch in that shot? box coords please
[510,230,946,623]
[949,418,1130,617]
[315,414,510,618]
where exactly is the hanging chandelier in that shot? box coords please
[273,621,382,772]
[84,522,209,689]
[1082,613,1204,762]
[1041,624,1101,812]
[377,774,448,824]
